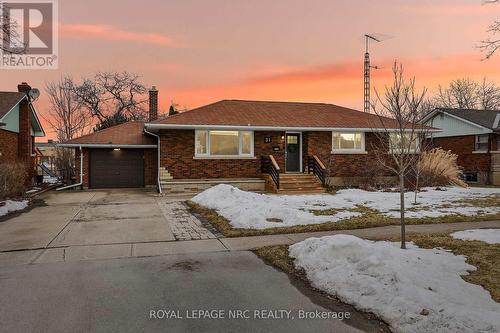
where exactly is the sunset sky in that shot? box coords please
[2,0,500,140]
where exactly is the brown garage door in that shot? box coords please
[90,149,144,188]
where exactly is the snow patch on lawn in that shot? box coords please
[451,229,500,244]
[192,184,500,229]
[192,184,361,229]
[0,200,29,217]
[289,235,500,333]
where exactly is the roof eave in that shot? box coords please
[144,123,438,133]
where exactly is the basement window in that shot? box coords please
[195,130,254,157]
[462,172,478,183]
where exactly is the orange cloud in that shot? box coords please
[168,53,500,111]
[60,24,179,47]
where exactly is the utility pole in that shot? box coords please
[364,34,381,112]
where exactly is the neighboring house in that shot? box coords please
[60,89,432,193]
[36,140,58,176]
[0,83,45,185]
[422,108,500,185]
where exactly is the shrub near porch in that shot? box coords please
[188,184,500,237]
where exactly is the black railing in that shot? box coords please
[307,155,326,186]
[261,155,280,189]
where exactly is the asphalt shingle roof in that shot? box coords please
[154,100,427,129]
[64,121,156,145]
[0,92,25,119]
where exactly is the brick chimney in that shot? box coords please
[149,86,158,121]
[17,82,34,184]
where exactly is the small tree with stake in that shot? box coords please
[370,62,428,249]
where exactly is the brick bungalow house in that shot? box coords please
[0,83,45,185]
[60,92,432,193]
[422,108,500,185]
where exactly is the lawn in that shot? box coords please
[254,233,500,333]
[187,185,500,237]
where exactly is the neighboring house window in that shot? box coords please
[475,135,489,152]
[389,133,419,153]
[331,132,365,153]
[195,130,254,157]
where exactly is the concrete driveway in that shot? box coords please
[0,189,179,252]
[0,251,383,333]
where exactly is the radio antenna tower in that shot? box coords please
[364,34,382,112]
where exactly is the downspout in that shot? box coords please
[56,146,83,191]
[144,129,162,194]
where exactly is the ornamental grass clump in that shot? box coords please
[418,148,467,188]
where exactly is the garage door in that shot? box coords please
[90,149,144,188]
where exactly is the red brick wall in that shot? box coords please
[159,130,396,179]
[430,135,491,173]
[159,130,287,179]
[492,133,499,151]
[144,149,157,185]
[306,131,393,177]
[17,98,35,184]
[0,129,19,164]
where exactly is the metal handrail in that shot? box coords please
[261,155,280,189]
[307,155,326,186]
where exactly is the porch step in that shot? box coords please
[279,188,327,194]
[277,173,326,194]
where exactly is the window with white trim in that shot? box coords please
[332,132,365,153]
[195,130,254,157]
[389,133,420,153]
[475,135,489,152]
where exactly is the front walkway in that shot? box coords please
[1,219,498,267]
[157,200,216,240]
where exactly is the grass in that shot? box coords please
[406,233,500,302]
[254,233,500,303]
[187,198,500,238]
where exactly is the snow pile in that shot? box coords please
[192,184,500,229]
[192,184,360,229]
[289,235,500,333]
[451,229,500,244]
[0,200,28,217]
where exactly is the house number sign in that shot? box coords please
[264,137,272,143]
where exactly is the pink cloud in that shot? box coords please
[60,24,178,47]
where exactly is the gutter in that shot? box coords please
[56,146,83,191]
[57,143,157,148]
[143,129,162,194]
[144,123,440,133]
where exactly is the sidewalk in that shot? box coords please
[1,220,498,267]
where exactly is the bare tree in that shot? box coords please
[480,0,500,59]
[436,78,479,109]
[433,78,500,110]
[371,62,427,249]
[73,72,148,128]
[1,3,27,54]
[42,77,90,183]
[477,78,500,109]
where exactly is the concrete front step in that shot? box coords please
[280,179,322,185]
[278,188,326,195]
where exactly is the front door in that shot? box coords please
[285,133,301,172]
